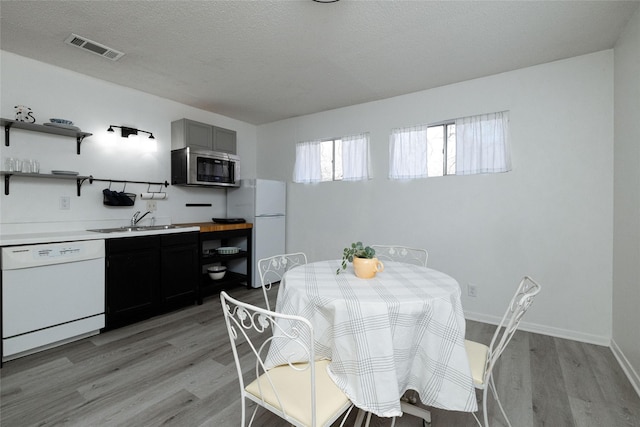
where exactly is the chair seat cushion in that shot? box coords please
[465,339,489,387]
[245,359,351,426]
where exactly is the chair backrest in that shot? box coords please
[257,252,308,310]
[370,245,428,267]
[484,276,542,381]
[220,291,317,426]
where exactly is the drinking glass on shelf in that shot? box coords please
[21,159,32,173]
[14,159,22,172]
[32,160,40,173]
[4,157,15,172]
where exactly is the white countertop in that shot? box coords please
[0,226,200,247]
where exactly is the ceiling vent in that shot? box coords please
[64,33,125,61]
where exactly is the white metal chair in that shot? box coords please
[371,245,428,267]
[465,276,542,427]
[220,291,355,427]
[257,252,307,310]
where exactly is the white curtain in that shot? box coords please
[455,111,511,175]
[342,133,371,181]
[389,125,428,179]
[293,140,322,183]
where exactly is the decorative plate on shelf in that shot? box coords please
[49,118,74,125]
[51,170,79,176]
[217,247,240,255]
[43,122,80,131]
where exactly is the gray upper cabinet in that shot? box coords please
[212,126,236,154]
[171,118,236,154]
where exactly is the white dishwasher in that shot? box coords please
[1,239,105,361]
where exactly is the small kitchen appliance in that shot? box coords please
[171,147,240,188]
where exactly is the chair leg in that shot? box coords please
[240,398,245,427]
[363,411,372,427]
[354,409,366,427]
[483,386,490,427]
[471,412,483,427]
[489,376,511,427]
[338,404,356,427]
[247,404,258,427]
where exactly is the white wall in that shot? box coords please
[613,7,640,394]
[0,52,257,233]
[257,51,614,345]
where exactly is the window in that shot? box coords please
[320,139,343,181]
[426,123,456,177]
[294,133,371,183]
[455,111,511,175]
[389,123,455,179]
[389,111,510,179]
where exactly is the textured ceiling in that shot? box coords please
[1,1,638,125]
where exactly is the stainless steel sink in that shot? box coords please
[143,225,182,231]
[87,225,182,233]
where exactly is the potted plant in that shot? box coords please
[337,242,384,278]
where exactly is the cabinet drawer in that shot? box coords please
[107,235,159,253]
[161,231,199,246]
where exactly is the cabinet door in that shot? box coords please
[186,120,214,150]
[213,126,237,154]
[105,236,160,329]
[160,238,198,310]
[172,118,213,150]
[106,247,159,329]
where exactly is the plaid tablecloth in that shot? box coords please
[265,260,477,418]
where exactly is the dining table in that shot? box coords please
[264,259,478,420]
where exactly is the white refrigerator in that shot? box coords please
[227,179,286,288]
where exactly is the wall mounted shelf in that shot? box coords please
[1,118,92,154]
[0,171,92,196]
[0,173,172,197]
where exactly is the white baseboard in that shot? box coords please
[611,339,640,399]
[465,311,640,399]
[464,311,611,346]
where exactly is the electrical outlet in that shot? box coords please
[146,200,157,211]
[468,283,478,298]
[59,196,70,210]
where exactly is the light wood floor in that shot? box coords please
[2,285,639,427]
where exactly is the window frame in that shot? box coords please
[426,121,456,177]
[320,138,343,182]
[442,122,456,176]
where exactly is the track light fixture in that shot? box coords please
[107,125,155,139]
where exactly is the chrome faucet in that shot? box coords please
[131,210,152,226]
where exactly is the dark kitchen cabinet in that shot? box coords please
[105,235,159,330]
[171,118,237,154]
[160,232,199,312]
[104,231,199,330]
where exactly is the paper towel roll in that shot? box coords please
[140,192,167,200]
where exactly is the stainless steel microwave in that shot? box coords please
[171,148,240,188]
